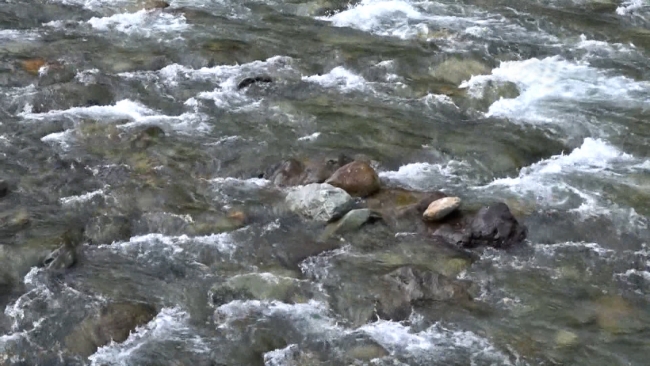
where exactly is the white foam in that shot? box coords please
[488,139,633,185]
[102,232,238,266]
[87,9,189,36]
[323,0,425,35]
[616,0,647,15]
[534,241,615,257]
[460,56,650,127]
[41,130,74,150]
[215,300,343,338]
[359,320,513,364]
[89,307,210,365]
[576,34,632,54]
[20,99,210,134]
[59,188,106,205]
[125,56,295,110]
[484,138,635,207]
[0,29,39,41]
[302,67,370,91]
[210,177,270,189]
[378,161,468,191]
[297,132,320,141]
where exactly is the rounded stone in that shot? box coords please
[325,160,381,198]
[423,196,461,221]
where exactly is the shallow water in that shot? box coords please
[1,0,649,365]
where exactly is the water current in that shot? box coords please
[1,0,650,365]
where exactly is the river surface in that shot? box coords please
[1,0,650,365]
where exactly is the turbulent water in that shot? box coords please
[1,0,650,365]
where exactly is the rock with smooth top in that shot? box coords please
[423,196,461,221]
[326,160,380,197]
[285,183,354,222]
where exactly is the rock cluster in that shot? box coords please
[264,154,527,251]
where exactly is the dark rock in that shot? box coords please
[265,155,352,187]
[237,76,272,90]
[434,202,527,249]
[325,160,381,197]
[37,62,76,87]
[267,158,306,187]
[65,302,157,357]
[0,180,9,198]
[466,202,527,249]
[43,244,77,270]
[130,125,165,149]
[84,215,132,245]
[303,156,351,185]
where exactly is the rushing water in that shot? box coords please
[1,0,650,365]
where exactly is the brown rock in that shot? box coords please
[325,160,380,197]
[21,58,47,75]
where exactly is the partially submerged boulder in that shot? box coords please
[434,202,527,249]
[285,183,355,222]
[326,160,381,197]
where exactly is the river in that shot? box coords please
[1,0,649,365]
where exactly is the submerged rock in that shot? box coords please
[20,58,47,75]
[555,329,579,347]
[268,158,305,186]
[210,272,317,306]
[423,196,461,221]
[285,183,355,222]
[130,125,165,150]
[263,344,320,366]
[377,266,472,320]
[430,58,491,85]
[237,76,273,90]
[65,302,157,357]
[0,180,9,198]
[434,202,527,249]
[266,155,351,187]
[84,215,132,245]
[320,208,379,240]
[43,244,77,270]
[325,160,381,197]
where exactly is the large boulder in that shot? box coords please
[326,160,381,197]
[434,202,527,249]
[285,183,355,222]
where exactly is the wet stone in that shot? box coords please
[285,183,355,222]
[43,244,77,270]
[130,125,166,150]
[237,76,273,90]
[325,160,381,197]
[434,202,527,249]
[0,180,9,198]
[65,302,157,357]
[423,196,461,221]
[84,215,132,245]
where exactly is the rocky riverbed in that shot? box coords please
[1,0,650,365]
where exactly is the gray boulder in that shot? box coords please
[285,183,354,222]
